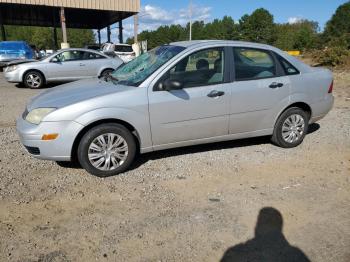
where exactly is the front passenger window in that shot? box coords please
[233,48,276,81]
[162,47,225,89]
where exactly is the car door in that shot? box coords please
[229,47,291,134]
[148,47,231,146]
[81,51,107,77]
[44,50,87,81]
[82,51,110,76]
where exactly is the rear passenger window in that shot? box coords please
[83,52,105,60]
[233,47,276,81]
[277,55,300,75]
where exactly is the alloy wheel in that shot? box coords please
[281,114,305,143]
[87,133,129,171]
[26,73,42,88]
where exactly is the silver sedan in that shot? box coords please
[4,48,123,88]
[17,40,334,177]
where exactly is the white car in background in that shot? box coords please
[102,43,135,63]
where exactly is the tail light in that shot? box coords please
[328,80,333,93]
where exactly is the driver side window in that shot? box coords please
[161,47,225,89]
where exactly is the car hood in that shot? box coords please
[27,78,135,111]
[7,59,37,66]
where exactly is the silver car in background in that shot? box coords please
[17,40,334,177]
[4,48,123,88]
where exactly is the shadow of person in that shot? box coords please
[221,207,310,262]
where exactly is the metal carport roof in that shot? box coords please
[0,0,140,29]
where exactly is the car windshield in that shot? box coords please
[40,50,60,61]
[0,42,24,50]
[110,45,186,86]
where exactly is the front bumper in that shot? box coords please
[16,117,84,161]
[4,69,22,83]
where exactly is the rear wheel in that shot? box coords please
[77,123,136,177]
[23,71,44,89]
[271,107,309,148]
[100,69,114,78]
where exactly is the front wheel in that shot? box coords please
[271,107,309,148]
[77,124,136,177]
[23,71,44,89]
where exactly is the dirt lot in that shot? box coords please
[0,71,349,262]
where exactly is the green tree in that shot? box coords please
[323,1,350,45]
[1,26,95,49]
[239,8,276,44]
[274,20,319,51]
[204,16,239,40]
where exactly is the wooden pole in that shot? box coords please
[52,8,58,49]
[118,20,123,43]
[53,27,58,49]
[98,29,101,46]
[189,0,192,41]
[60,7,67,43]
[107,26,111,43]
[134,15,138,43]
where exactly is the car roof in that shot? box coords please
[58,48,108,56]
[170,40,275,50]
[59,48,100,52]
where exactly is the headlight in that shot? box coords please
[6,65,17,72]
[25,108,56,125]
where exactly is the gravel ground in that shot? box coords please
[0,72,349,262]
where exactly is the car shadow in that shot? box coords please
[129,135,271,171]
[15,82,65,89]
[308,123,320,134]
[130,123,320,171]
[56,123,321,172]
[220,207,310,262]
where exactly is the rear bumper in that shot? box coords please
[310,94,334,123]
[16,118,84,161]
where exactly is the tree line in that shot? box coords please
[1,26,95,50]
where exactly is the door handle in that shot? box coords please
[269,82,284,88]
[79,63,86,66]
[207,90,225,98]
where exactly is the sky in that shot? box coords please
[101,0,349,43]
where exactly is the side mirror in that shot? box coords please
[159,79,183,91]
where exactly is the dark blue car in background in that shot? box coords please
[0,41,34,69]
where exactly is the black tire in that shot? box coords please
[100,69,114,78]
[271,107,309,148]
[77,123,136,177]
[23,70,45,89]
